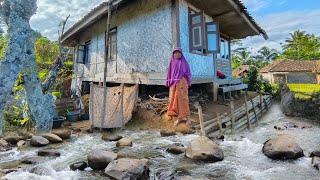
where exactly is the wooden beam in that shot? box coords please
[171,0,181,48]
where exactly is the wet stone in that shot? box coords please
[166,143,186,154]
[21,156,45,165]
[160,130,176,137]
[310,150,320,157]
[116,138,133,147]
[37,149,61,157]
[17,140,26,147]
[262,134,304,160]
[52,129,71,139]
[175,123,192,134]
[30,136,50,147]
[70,161,88,171]
[102,133,123,141]
[3,135,21,145]
[312,156,320,170]
[87,150,117,170]
[29,166,52,176]
[186,136,224,162]
[0,139,12,152]
[104,158,150,180]
[41,133,63,143]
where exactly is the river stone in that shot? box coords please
[38,149,61,157]
[42,133,63,143]
[116,138,133,147]
[17,140,26,147]
[70,161,88,171]
[17,131,33,140]
[166,143,186,154]
[21,156,45,164]
[0,139,12,152]
[30,166,52,176]
[52,129,71,139]
[160,130,176,137]
[175,123,192,134]
[185,136,224,162]
[30,136,50,147]
[312,156,320,170]
[104,158,150,180]
[3,135,21,145]
[102,133,123,141]
[310,150,320,157]
[87,150,117,170]
[262,134,304,160]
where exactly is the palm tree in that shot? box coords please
[255,46,278,62]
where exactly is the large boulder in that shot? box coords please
[30,136,50,147]
[87,150,117,170]
[262,134,304,160]
[116,138,133,147]
[41,133,63,143]
[70,161,88,171]
[104,158,150,180]
[185,136,224,162]
[52,129,71,139]
[29,166,52,176]
[312,156,320,170]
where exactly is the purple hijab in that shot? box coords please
[166,48,192,87]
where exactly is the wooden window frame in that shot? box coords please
[105,27,117,62]
[206,21,220,54]
[84,41,91,64]
[188,8,207,55]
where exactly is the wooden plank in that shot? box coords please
[244,92,251,130]
[230,100,235,133]
[220,84,248,93]
[216,112,223,135]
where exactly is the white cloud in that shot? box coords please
[240,9,320,53]
[30,0,105,40]
[241,0,270,12]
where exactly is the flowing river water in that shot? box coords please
[1,104,320,180]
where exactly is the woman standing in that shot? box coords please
[166,48,192,127]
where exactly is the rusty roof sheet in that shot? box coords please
[260,60,320,73]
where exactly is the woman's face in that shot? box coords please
[174,51,182,59]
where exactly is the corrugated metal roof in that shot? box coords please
[61,0,267,45]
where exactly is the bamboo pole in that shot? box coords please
[216,112,223,135]
[244,92,251,130]
[259,92,263,118]
[250,97,258,123]
[100,3,112,130]
[195,102,206,137]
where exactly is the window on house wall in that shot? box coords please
[188,8,219,55]
[77,40,91,64]
[106,28,117,61]
[217,38,230,59]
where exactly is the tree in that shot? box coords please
[282,30,320,60]
[255,46,278,62]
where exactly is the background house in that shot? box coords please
[260,60,320,84]
[233,65,250,78]
[61,0,267,95]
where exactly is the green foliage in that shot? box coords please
[245,66,261,91]
[0,35,8,59]
[287,84,320,99]
[282,30,320,60]
[35,36,59,69]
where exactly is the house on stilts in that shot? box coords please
[61,0,267,127]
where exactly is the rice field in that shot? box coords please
[288,84,320,99]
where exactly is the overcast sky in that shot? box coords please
[24,0,320,52]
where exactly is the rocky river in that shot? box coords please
[1,104,320,180]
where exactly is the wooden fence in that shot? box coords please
[195,94,272,138]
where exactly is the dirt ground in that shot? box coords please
[65,91,259,133]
